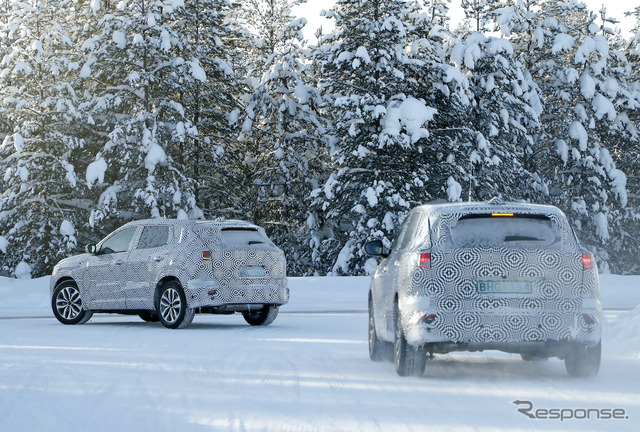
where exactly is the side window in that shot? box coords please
[425,217,432,248]
[390,217,409,252]
[397,213,422,250]
[391,213,415,252]
[100,227,137,254]
[138,226,169,249]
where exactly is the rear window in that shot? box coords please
[221,228,267,246]
[138,225,169,249]
[449,214,562,248]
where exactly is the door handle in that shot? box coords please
[115,260,123,265]
[153,256,165,262]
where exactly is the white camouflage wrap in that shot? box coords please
[371,202,601,348]
[50,219,288,312]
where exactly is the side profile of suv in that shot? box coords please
[50,219,288,329]
[365,200,601,377]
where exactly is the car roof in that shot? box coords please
[414,200,566,219]
[120,218,260,230]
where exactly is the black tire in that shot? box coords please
[243,305,279,326]
[157,281,194,329]
[52,281,93,325]
[565,341,601,377]
[369,294,393,362]
[138,311,159,322]
[394,301,427,377]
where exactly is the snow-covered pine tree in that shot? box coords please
[599,5,640,274]
[490,0,558,201]
[448,31,542,201]
[310,0,439,274]
[165,0,247,219]
[0,0,88,276]
[236,0,306,76]
[461,0,501,32]
[407,7,480,202]
[507,0,632,271]
[620,6,640,273]
[424,0,451,27]
[238,0,328,275]
[629,6,640,63]
[78,0,200,234]
[0,0,11,139]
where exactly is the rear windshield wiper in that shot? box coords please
[504,235,544,242]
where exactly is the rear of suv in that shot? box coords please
[365,200,601,377]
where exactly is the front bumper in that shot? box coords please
[186,278,289,308]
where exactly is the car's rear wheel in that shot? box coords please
[369,294,393,362]
[564,341,601,377]
[157,282,194,329]
[243,305,278,326]
[138,311,159,322]
[394,301,426,377]
[52,281,93,325]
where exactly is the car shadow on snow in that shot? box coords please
[85,317,281,331]
[419,353,573,381]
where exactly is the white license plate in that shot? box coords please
[239,267,265,278]
[478,281,532,294]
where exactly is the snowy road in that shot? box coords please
[1,275,640,431]
[0,309,638,432]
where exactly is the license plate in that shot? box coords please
[477,281,532,294]
[239,267,265,278]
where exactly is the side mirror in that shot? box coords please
[85,244,97,254]
[364,240,387,257]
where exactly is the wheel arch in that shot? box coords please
[51,276,77,296]
[53,276,76,288]
[154,276,182,309]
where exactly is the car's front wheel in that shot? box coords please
[564,341,601,377]
[369,294,393,362]
[157,282,194,329]
[394,301,427,377]
[52,281,93,325]
[243,305,278,326]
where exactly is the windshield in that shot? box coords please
[449,214,562,248]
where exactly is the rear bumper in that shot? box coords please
[185,278,289,308]
[424,339,600,358]
[401,295,602,347]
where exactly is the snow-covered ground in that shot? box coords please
[1,275,639,431]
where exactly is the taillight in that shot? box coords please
[491,212,514,217]
[419,252,431,268]
[422,313,436,324]
[582,253,593,269]
[202,251,212,261]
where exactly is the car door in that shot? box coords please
[85,226,138,310]
[374,212,420,337]
[392,212,425,295]
[124,224,171,309]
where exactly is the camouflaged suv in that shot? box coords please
[365,201,601,377]
[50,219,288,329]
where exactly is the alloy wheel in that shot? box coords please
[56,286,82,320]
[160,287,182,324]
